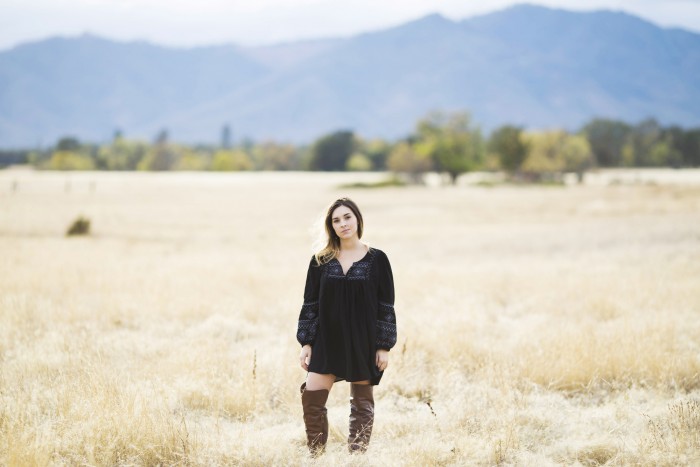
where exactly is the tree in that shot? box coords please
[522,131,567,182]
[583,119,630,167]
[626,119,663,167]
[561,134,595,183]
[522,131,595,182]
[56,136,81,152]
[137,129,179,171]
[211,149,253,171]
[681,128,700,167]
[682,129,700,167]
[0,149,29,167]
[415,111,483,184]
[47,150,95,170]
[154,129,169,145]
[488,125,529,176]
[648,138,682,167]
[346,153,373,171]
[387,142,432,183]
[97,137,149,170]
[665,126,700,167]
[175,148,210,170]
[252,142,301,170]
[359,138,391,170]
[309,130,355,171]
[221,124,232,149]
[138,144,178,171]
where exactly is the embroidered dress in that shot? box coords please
[296,248,397,385]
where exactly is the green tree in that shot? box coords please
[683,129,700,167]
[138,144,179,171]
[488,125,529,175]
[43,136,95,170]
[309,130,355,171]
[583,119,630,167]
[358,138,391,170]
[522,131,595,182]
[415,111,483,184]
[252,142,301,170]
[621,141,636,167]
[648,138,682,167]
[626,119,663,167]
[522,131,567,181]
[47,150,95,170]
[665,126,700,167]
[211,149,253,171]
[97,137,149,170]
[561,134,595,183]
[56,136,81,152]
[387,141,432,183]
[137,129,181,171]
[174,148,210,171]
[346,153,373,171]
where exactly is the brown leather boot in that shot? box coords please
[348,383,374,453]
[300,383,329,456]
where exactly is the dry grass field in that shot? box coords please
[1,169,700,466]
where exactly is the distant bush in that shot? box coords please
[66,216,91,236]
[211,149,253,171]
[48,151,95,170]
[339,176,406,189]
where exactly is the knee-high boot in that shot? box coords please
[300,383,329,455]
[348,383,374,453]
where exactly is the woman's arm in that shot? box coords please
[376,251,397,352]
[296,257,321,347]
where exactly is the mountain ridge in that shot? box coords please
[1,4,699,147]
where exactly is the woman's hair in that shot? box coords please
[313,197,364,265]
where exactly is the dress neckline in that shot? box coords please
[334,248,371,276]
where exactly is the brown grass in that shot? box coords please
[1,170,699,465]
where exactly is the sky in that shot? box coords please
[1,0,700,51]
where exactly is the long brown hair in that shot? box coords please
[314,198,364,265]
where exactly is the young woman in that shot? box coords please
[296,197,397,455]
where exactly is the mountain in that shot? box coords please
[1,4,699,147]
[0,34,268,146]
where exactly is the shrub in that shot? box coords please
[66,216,91,236]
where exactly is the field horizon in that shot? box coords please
[1,169,699,465]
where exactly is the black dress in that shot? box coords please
[296,247,397,385]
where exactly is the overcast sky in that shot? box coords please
[1,0,699,51]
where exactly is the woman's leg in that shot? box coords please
[305,372,336,391]
[301,372,335,455]
[348,380,374,453]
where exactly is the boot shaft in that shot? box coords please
[300,383,330,455]
[348,383,374,453]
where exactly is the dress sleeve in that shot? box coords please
[376,251,397,351]
[296,256,321,347]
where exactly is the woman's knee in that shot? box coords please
[306,372,336,391]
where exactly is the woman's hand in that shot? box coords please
[300,345,312,371]
[376,349,389,372]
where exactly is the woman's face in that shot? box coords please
[331,205,358,240]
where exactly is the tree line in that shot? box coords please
[2,114,699,183]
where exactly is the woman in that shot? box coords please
[296,197,397,455]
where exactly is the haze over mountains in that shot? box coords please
[1,3,699,147]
